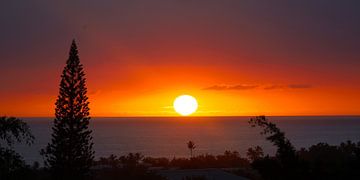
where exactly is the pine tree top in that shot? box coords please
[42,40,94,178]
[66,40,80,68]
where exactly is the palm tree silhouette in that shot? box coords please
[187,141,196,158]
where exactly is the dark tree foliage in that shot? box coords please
[248,116,360,179]
[247,146,264,162]
[96,153,144,169]
[94,153,166,180]
[0,116,34,146]
[143,157,170,167]
[298,141,360,179]
[143,151,250,169]
[249,116,297,166]
[0,116,34,178]
[249,116,304,179]
[251,155,282,180]
[41,40,94,180]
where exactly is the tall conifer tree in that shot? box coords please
[41,40,94,179]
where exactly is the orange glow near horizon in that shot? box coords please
[1,62,359,117]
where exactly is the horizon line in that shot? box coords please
[11,115,360,118]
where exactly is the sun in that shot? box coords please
[173,95,198,116]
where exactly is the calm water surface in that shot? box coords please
[15,116,360,164]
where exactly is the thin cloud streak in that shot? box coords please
[288,84,313,89]
[203,84,258,91]
[203,84,313,91]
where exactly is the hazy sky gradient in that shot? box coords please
[1,0,359,116]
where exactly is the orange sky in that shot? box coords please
[1,56,359,117]
[1,1,360,117]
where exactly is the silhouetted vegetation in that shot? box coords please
[143,150,250,169]
[95,151,252,179]
[246,146,264,162]
[249,116,360,180]
[297,141,360,179]
[93,153,166,180]
[0,116,35,179]
[182,175,207,180]
[187,141,196,157]
[249,116,297,166]
[41,40,94,180]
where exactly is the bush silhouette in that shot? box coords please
[94,153,166,180]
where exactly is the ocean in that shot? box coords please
[13,116,360,164]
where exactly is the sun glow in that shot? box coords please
[173,95,198,116]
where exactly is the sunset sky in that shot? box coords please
[1,1,359,117]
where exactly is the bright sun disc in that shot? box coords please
[173,95,198,116]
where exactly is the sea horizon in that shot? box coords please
[13,115,360,118]
[15,116,360,164]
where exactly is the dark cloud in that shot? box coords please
[288,84,313,89]
[204,84,313,90]
[263,85,285,90]
[203,84,258,90]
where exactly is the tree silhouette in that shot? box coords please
[41,40,94,179]
[187,141,196,158]
[249,116,301,179]
[0,116,34,178]
[249,116,296,165]
[0,116,34,146]
[246,146,264,162]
